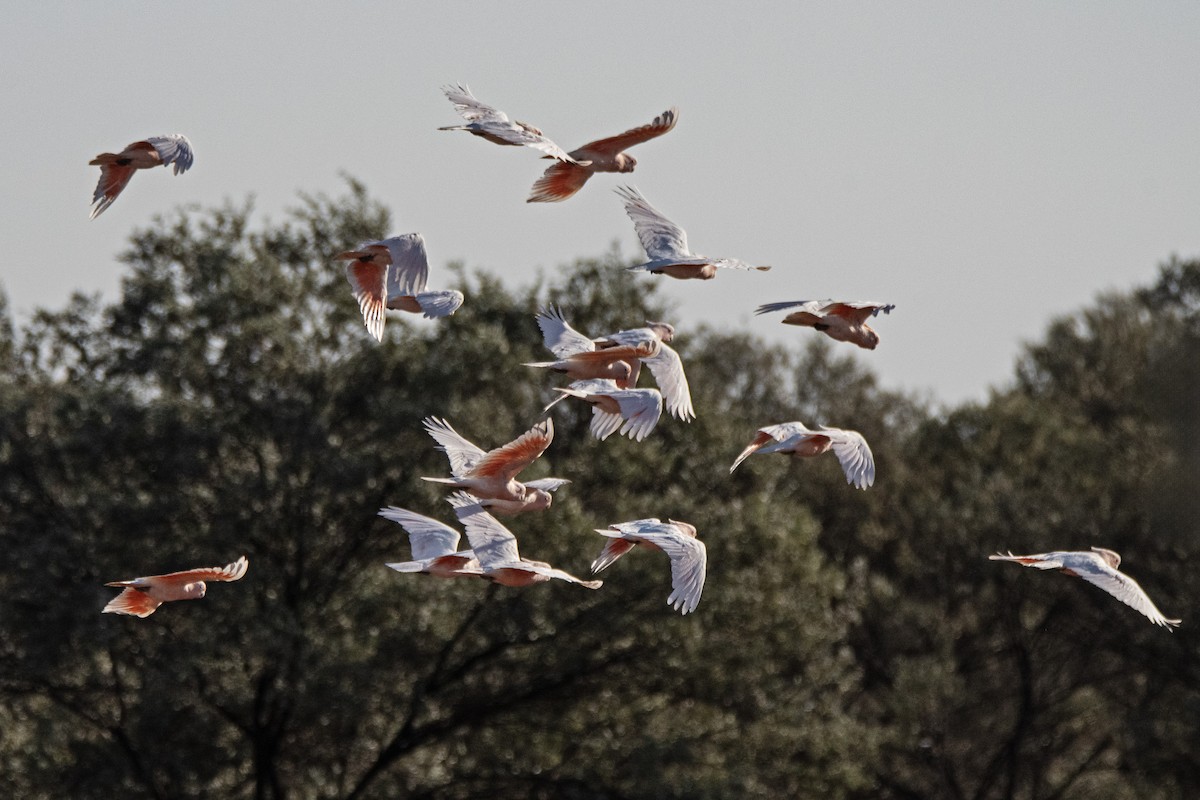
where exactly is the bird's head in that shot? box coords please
[863,327,880,350]
[617,154,637,173]
[1090,547,1121,569]
[183,581,207,599]
[646,321,675,342]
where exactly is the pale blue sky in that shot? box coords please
[3,2,1198,405]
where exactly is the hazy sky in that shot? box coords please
[3,2,1198,406]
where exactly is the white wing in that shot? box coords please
[819,426,876,489]
[615,186,691,260]
[378,506,461,561]
[382,233,430,297]
[754,300,825,317]
[606,518,667,536]
[423,417,486,477]
[641,343,694,421]
[601,327,660,352]
[760,421,817,442]
[610,389,663,441]
[447,492,523,568]
[519,562,603,589]
[988,551,1066,570]
[523,477,571,493]
[1067,555,1181,628]
[589,407,624,441]
[442,83,508,123]
[581,387,662,442]
[536,306,595,357]
[414,290,464,319]
[637,529,707,615]
[441,84,581,163]
[147,134,194,175]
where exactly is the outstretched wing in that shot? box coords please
[637,528,707,615]
[755,300,825,318]
[615,186,690,260]
[447,492,522,568]
[823,301,896,325]
[608,388,663,442]
[102,588,163,617]
[523,477,571,493]
[423,417,487,477]
[146,134,194,175]
[378,506,461,560]
[641,344,694,421]
[521,562,603,589]
[574,107,679,157]
[470,418,554,480]
[535,306,595,357]
[819,426,876,489]
[414,290,465,319]
[527,161,593,203]
[344,257,388,342]
[1071,558,1182,629]
[151,556,249,587]
[988,551,1065,570]
[89,162,138,219]
[442,83,581,162]
[442,83,507,123]
[382,233,430,297]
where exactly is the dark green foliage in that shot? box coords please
[1,184,1197,799]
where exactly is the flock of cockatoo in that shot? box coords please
[92,85,1179,630]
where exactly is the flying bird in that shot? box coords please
[544,379,663,442]
[102,555,247,617]
[591,519,706,614]
[730,421,875,489]
[421,417,569,514]
[89,134,194,219]
[439,83,586,165]
[527,107,678,203]
[526,307,694,421]
[335,233,464,341]
[525,306,647,388]
[448,492,602,589]
[989,548,1180,629]
[380,506,484,579]
[755,300,895,350]
[617,186,771,280]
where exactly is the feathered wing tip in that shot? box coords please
[147,134,194,175]
[102,588,162,617]
[385,561,426,573]
[590,534,636,573]
[589,408,624,441]
[754,300,816,316]
[987,552,1057,568]
[344,261,387,342]
[543,385,587,412]
[90,196,118,220]
[730,432,772,473]
[415,290,465,319]
[220,555,249,582]
[527,160,591,203]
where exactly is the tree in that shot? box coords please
[0,183,873,799]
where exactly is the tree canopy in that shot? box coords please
[1,184,1196,799]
